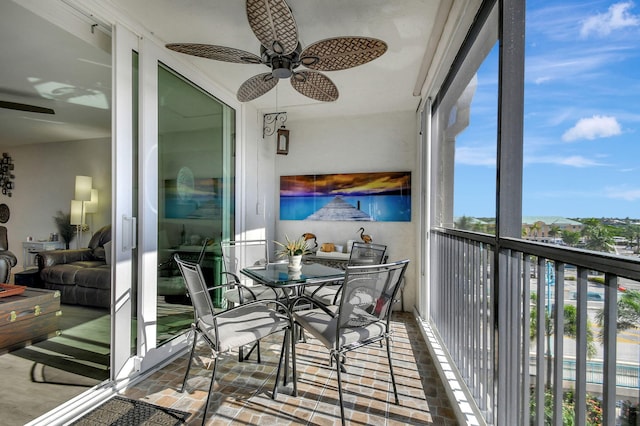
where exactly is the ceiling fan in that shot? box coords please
[166,0,387,102]
[0,100,54,114]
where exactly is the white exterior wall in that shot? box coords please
[274,110,418,310]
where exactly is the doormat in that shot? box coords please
[70,396,190,425]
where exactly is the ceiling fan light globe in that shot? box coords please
[301,56,320,67]
[271,56,293,79]
[273,68,292,79]
[272,41,284,54]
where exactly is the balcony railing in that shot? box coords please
[430,228,640,425]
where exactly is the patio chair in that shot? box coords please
[293,259,409,425]
[174,254,296,425]
[220,239,286,304]
[304,242,388,306]
[221,239,289,361]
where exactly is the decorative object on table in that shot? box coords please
[0,153,15,197]
[358,227,373,244]
[0,203,9,223]
[280,171,411,222]
[320,242,335,252]
[0,283,26,298]
[53,210,75,249]
[166,0,387,103]
[275,235,311,271]
[302,232,318,251]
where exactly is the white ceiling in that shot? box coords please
[0,1,112,146]
[0,0,449,146]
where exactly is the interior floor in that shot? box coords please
[0,296,194,425]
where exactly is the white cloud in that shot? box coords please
[525,154,606,168]
[605,186,640,201]
[580,2,640,38]
[558,155,604,167]
[562,115,622,142]
[455,146,496,166]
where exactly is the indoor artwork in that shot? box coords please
[164,171,222,220]
[280,171,411,222]
[0,153,14,197]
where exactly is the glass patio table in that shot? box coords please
[240,262,345,290]
[241,262,345,327]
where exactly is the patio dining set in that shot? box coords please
[173,239,409,426]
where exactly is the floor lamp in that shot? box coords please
[84,189,99,233]
[70,200,83,249]
[72,175,92,249]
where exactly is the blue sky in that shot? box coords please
[454,1,640,219]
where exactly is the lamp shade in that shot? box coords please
[75,176,92,201]
[70,200,83,225]
[84,189,99,214]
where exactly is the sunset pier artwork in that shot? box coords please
[280,171,411,222]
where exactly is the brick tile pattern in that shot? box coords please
[122,313,458,425]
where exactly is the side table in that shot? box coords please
[22,240,65,270]
[14,268,43,288]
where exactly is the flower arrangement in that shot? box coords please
[274,235,312,258]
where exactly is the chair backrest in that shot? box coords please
[348,242,387,266]
[174,254,216,326]
[220,240,269,285]
[337,259,409,343]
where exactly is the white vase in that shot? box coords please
[288,254,302,271]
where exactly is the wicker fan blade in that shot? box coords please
[166,43,262,64]
[246,0,298,55]
[237,73,279,102]
[290,71,338,102]
[0,100,54,114]
[300,37,388,71]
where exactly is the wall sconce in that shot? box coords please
[277,127,290,155]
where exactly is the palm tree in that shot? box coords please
[596,289,640,336]
[528,221,542,240]
[455,215,472,231]
[624,224,640,254]
[561,230,581,247]
[548,225,561,242]
[582,219,615,253]
[531,293,596,388]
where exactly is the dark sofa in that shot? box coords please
[37,225,111,308]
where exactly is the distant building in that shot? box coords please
[522,216,583,242]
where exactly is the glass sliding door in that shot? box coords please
[156,64,235,345]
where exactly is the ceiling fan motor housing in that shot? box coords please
[166,0,387,102]
[271,56,293,79]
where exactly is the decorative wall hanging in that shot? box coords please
[0,153,14,197]
[280,171,411,222]
[164,175,222,220]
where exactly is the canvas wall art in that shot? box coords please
[280,171,411,222]
[165,176,222,220]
